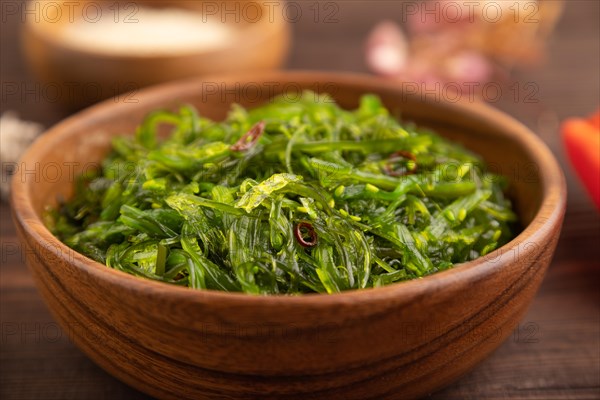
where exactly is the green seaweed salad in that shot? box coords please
[47,92,517,295]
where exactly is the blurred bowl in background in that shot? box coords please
[22,0,290,110]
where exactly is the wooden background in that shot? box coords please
[1,1,599,399]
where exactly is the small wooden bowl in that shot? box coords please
[11,72,566,399]
[22,0,290,109]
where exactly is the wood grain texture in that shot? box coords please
[1,1,599,399]
[9,72,566,399]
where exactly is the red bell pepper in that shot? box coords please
[561,110,600,210]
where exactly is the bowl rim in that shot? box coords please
[11,71,567,307]
[23,0,289,60]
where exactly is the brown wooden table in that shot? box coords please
[1,1,599,399]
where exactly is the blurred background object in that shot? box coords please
[366,0,565,97]
[0,112,43,200]
[22,0,290,109]
[561,110,600,210]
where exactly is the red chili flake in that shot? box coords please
[384,150,417,176]
[294,221,318,248]
[230,121,266,151]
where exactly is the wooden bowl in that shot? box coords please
[11,72,566,399]
[21,0,290,110]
